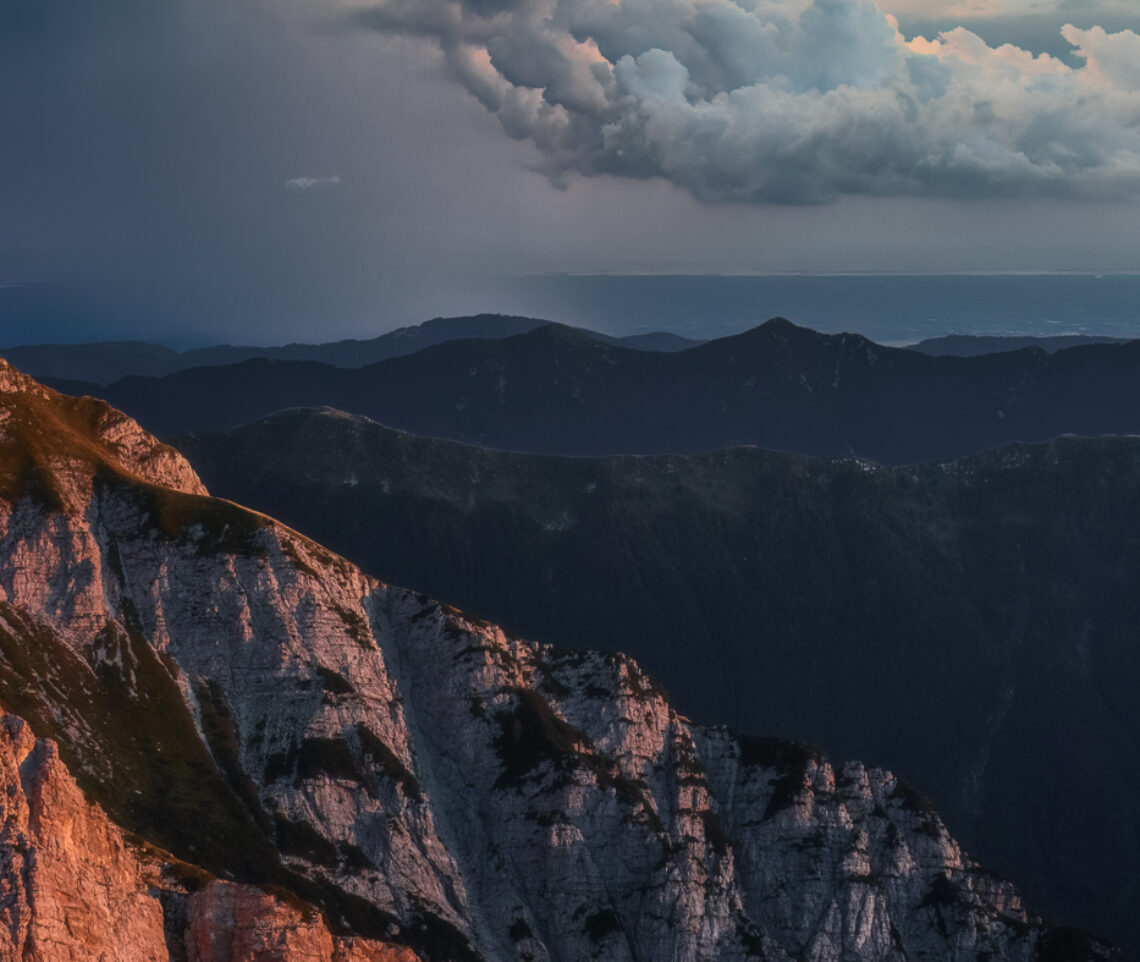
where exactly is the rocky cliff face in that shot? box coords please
[170,405,1140,954]
[0,358,1120,961]
[0,712,168,961]
[0,712,415,962]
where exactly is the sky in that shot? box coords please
[1,0,1138,344]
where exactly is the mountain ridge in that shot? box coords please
[0,314,702,384]
[0,359,1123,961]
[910,333,1132,356]
[173,404,1140,953]
[39,318,1140,463]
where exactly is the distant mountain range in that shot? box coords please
[36,318,1140,464]
[910,333,1130,355]
[0,313,701,384]
[4,313,1131,388]
[176,407,1140,954]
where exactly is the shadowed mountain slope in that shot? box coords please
[42,318,1140,463]
[2,361,1120,959]
[176,407,1140,954]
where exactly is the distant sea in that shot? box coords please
[500,273,1140,345]
[3,273,1140,348]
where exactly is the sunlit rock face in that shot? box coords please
[0,711,168,962]
[0,359,1120,962]
[0,712,416,962]
[184,881,421,962]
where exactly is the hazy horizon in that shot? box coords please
[5,272,1140,350]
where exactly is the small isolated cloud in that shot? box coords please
[285,175,342,190]
[347,0,1140,204]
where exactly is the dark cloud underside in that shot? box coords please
[348,0,1140,204]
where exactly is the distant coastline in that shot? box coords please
[4,272,1140,348]
[499,272,1140,346]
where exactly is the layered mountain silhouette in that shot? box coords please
[2,360,1119,960]
[0,313,700,384]
[176,407,1140,955]
[909,333,1130,356]
[35,318,1140,463]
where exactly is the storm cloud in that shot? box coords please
[348,0,1140,203]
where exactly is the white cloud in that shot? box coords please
[1062,23,1140,86]
[352,0,1140,204]
[285,175,342,190]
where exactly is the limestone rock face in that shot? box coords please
[0,364,1121,962]
[0,712,167,962]
[185,881,420,962]
[0,712,418,962]
[0,357,207,500]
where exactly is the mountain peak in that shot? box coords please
[720,317,885,356]
[0,356,52,399]
[0,358,207,501]
[760,315,797,330]
[727,316,821,344]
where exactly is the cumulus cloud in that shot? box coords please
[347,0,1140,203]
[285,175,343,189]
